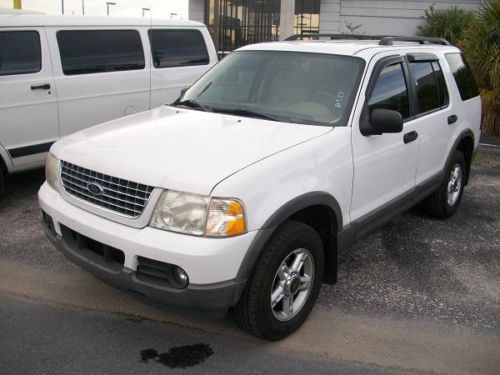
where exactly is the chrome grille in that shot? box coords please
[60,160,155,218]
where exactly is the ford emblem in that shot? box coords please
[87,182,104,196]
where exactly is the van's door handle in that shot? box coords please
[448,114,458,125]
[403,130,418,144]
[31,83,51,90]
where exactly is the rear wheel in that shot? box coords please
[0,168,5,197]
[424,150,466,218]
[235,220,324,341]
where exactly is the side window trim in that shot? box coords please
[406,59,451,121]
[360,55,411,134]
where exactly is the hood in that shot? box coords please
[53,106,331,195]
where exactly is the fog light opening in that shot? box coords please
[171,266,189,289]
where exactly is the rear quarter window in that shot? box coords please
[445,53,479,101]
[148,29,209,68]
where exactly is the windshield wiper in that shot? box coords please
[176,99,213,112]
[215,108,283,122]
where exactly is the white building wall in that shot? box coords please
[323,0,482,36]
[189,0,205,23]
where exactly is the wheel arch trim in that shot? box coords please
[236,192,344,282]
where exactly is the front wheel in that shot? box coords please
[424,150,466,218]
[235,220,324,341]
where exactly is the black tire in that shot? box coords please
[0,168,5,198]
[235,220,324,341]
[424,150,466,218]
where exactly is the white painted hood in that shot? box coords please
[52,106,331,194]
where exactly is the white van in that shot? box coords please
[0,14,217,194]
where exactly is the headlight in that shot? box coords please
[46,153,61,192]
[150,190,246,237]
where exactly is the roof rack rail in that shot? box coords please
[284,33,451,46]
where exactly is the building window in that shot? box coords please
[294,0,320,36]
[206,0,281,53]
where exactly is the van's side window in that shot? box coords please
[409,62,441,114]
[57,30,145,75]
[0,31,41,76]
[368,63,410,119]
[148,29,209,68]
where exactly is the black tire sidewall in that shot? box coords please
[250,222,324,341]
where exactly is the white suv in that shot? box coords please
[38,35,481,340]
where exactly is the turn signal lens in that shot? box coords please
[205,198,246,237]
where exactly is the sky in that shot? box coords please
[0,0,189,19]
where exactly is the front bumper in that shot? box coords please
[38,182,256,315]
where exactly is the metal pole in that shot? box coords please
[82,0,85,15]
[13,0,22,9]
[61,0,64,14]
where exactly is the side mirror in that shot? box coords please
[361,108,403,135]
[173,87,189,105]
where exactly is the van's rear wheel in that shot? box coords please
[424,150,466,218]
[0,169,5,197]
[235,221,324,341]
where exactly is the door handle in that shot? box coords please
[403,130,418,144]
[31,83,51,90]
[448,114,458,125]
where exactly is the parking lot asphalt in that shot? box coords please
[0,146,499,374]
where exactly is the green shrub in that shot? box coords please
[416,5,475,45]
[460,0,499,137]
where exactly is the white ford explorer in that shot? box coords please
[39,35,481,340]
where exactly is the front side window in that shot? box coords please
[0,31,41,76]
[179,51,365,126]
[410,61,440,114]
[149,29,209,68]
[368,63,410,119]
[445,53,479,101]
[57,30,145,75]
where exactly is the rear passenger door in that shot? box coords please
[47,28,150,137]
[406,55,453,184]
[149,28,215,107]
[0,28,58,168]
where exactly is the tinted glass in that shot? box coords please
[368,63,410,119]
[57,30,145,75]
[0,31,41,76]
[410,62,440,114]
[181,51,365,126]
[445,53,479,101]
[432,61,449,107]
[149,29,209,68]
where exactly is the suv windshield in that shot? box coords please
[177,51,365,126]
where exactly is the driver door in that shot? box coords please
[350,55,420,228]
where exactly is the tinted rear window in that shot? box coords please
[148,29,209,68]
[57,30,145,75]
[410,62,440,114]
[0,31,41,76]
[445,53,479,101]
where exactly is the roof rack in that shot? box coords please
[284,33,451,46]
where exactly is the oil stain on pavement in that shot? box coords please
[140,343,214,368]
